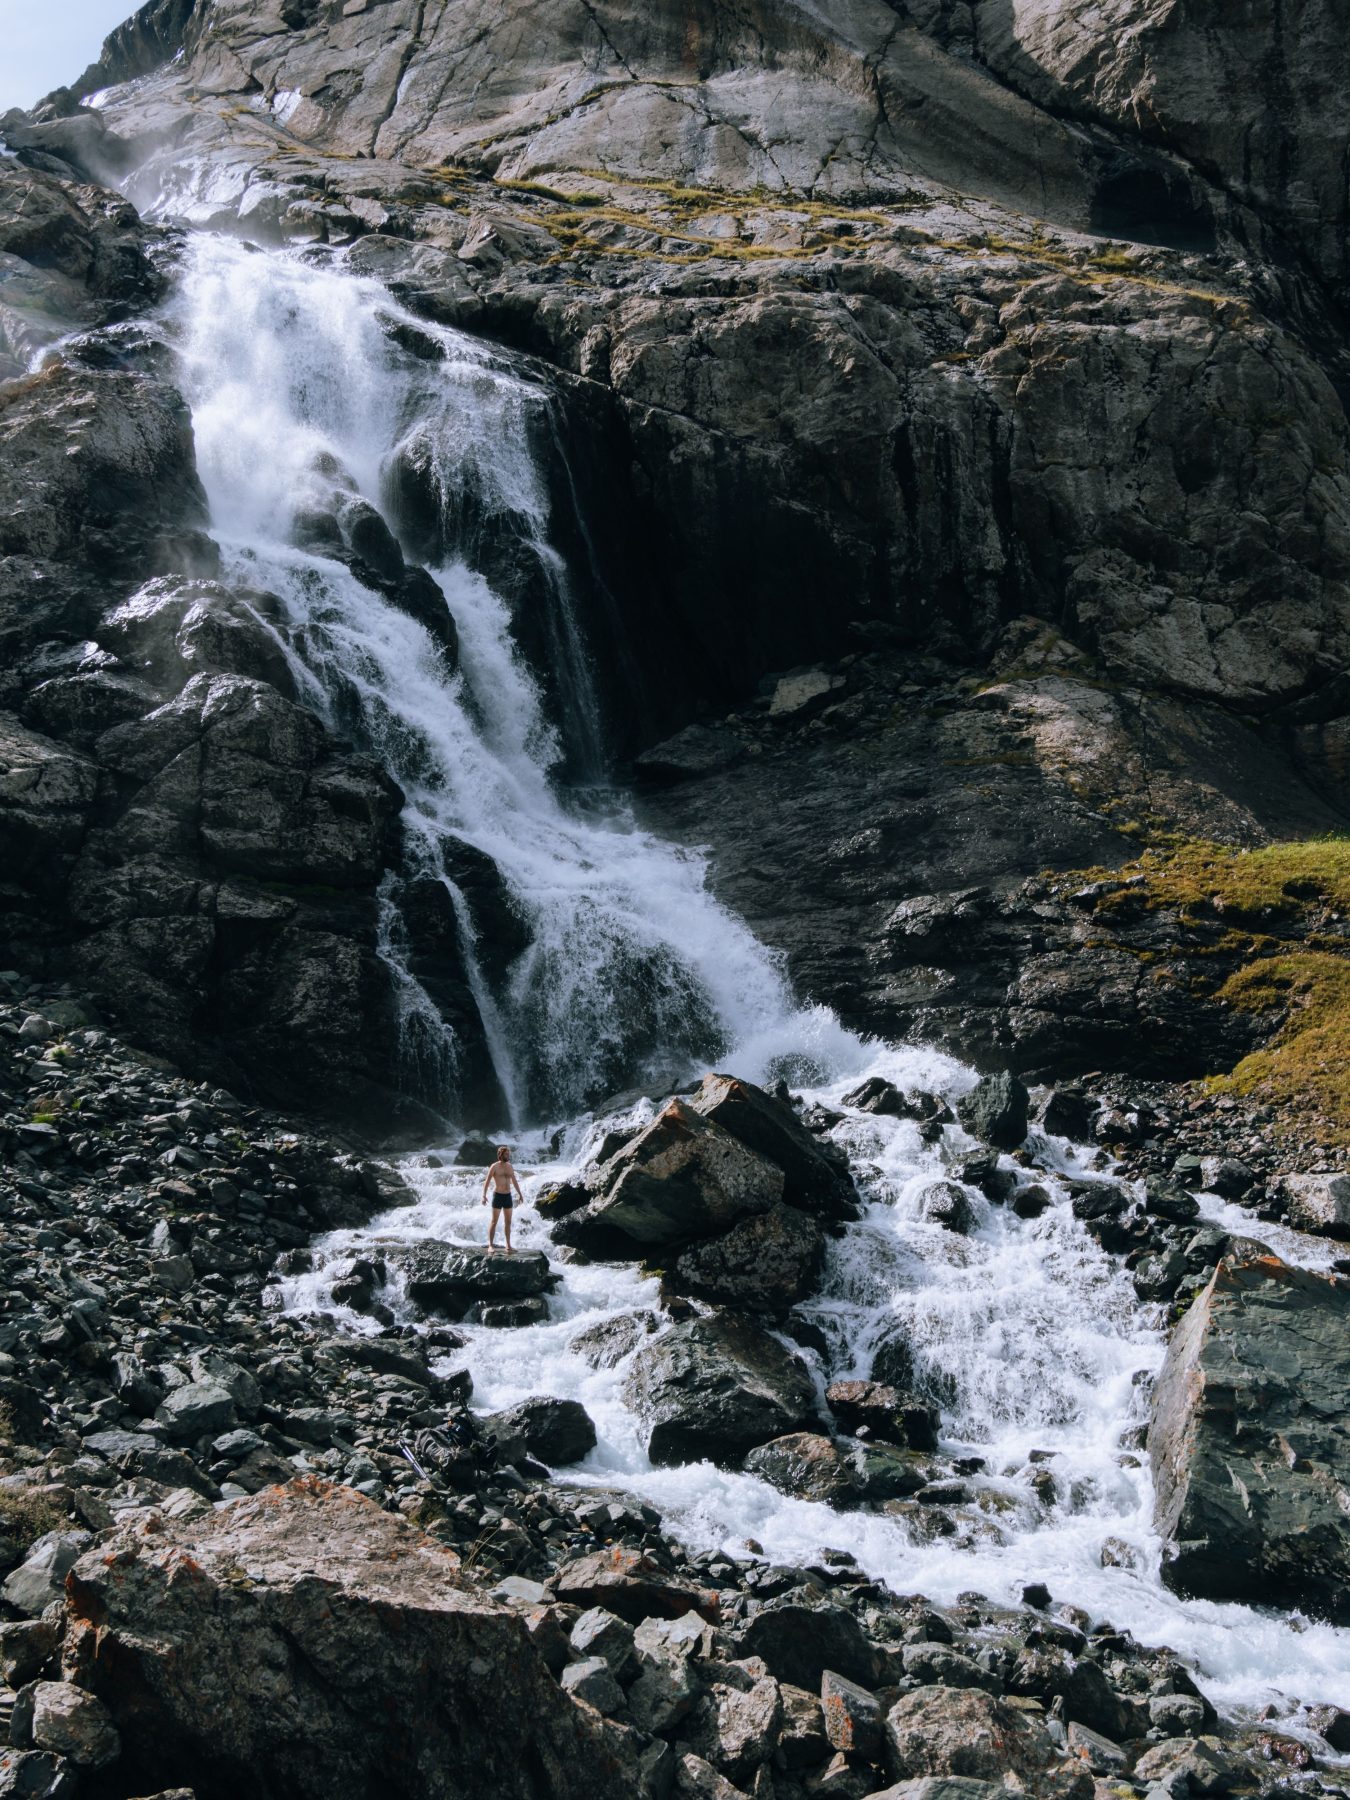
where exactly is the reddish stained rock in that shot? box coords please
[62,1477,641,1800]
[551,1546,719,1626]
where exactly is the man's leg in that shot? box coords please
[488,1205,499,1249]
[503,1206,513,1254]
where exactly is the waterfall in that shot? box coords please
[171,236,861,1126]
[174,233,1350,1724]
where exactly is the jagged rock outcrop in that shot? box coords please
[1148,1247,1350,1622]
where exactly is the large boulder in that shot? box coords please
[956,1073,1029,1150]
[62,1478,642,1800]
[1148,1248,1350,1621]
[481,1397,597,1467]
[623,1312,818,1467]
[688,1074,859,1220]
[560,1099,783,1254]
[668,1204,824,1315]
[737,1597,876,1692]
[885,1686,1089,1794]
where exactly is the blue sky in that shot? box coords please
[0,0,137,113]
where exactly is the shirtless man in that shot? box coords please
[481,1145,524,1253]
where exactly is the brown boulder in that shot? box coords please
[62,1478,642,1800]
[885,1686,1089,1796]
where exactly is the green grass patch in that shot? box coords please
[1092,837,1350,922]
[1209,953,1350,1139]
[1061,837,1349,1137]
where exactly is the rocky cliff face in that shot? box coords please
[0,0,1346,1135]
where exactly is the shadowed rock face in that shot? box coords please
[1148,1248,1350,1623]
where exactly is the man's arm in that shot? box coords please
[482,1168,493,1205]
[511,1166,524,1201]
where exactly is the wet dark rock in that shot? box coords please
[1011,1185,1051,1220]
[738,1598,876,1692]
[957,1074,1029,1152]
[1039,1087,1097,1140]
[842,1077,911,1119]
[1149,1247,1350,1621]
[668,1203,824,1316]
[689,1074,859,1222]
[559,1100,782,1256]
[482,1398,597,1468]
[635,725,746,784]
[569,1311,657,1369]
[826,1382,939,1455]
[851,1442,933,1503]
[624,1313,818,1468]
[918,1181,974,1235]
[398,1244,556,1320]
[742,1434,863,1507]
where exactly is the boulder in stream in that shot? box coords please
[623,1312,819,1467]
[956,1073,1029,1150]
[827,1380,940,1453]
[669,1203,824,1314]
[1277,1172,1350,1239]
[742,1433,863,1506]
[559,1099,783,1254]
[688,1073,860,1220]
[481,1397,597,1468]
[396,1243,556,1322]
[1148,1246,1350,1621]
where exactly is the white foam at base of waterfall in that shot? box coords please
[280,1052,1350,1723]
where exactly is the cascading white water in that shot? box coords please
[172,236,860,1125]
[172,234,1350,1725]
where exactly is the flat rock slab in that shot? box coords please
[62,1477,640,1800]
[1149,1247,1350,1621]
[397,1243,554,1316]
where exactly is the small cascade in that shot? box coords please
[172,236,861,1125]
